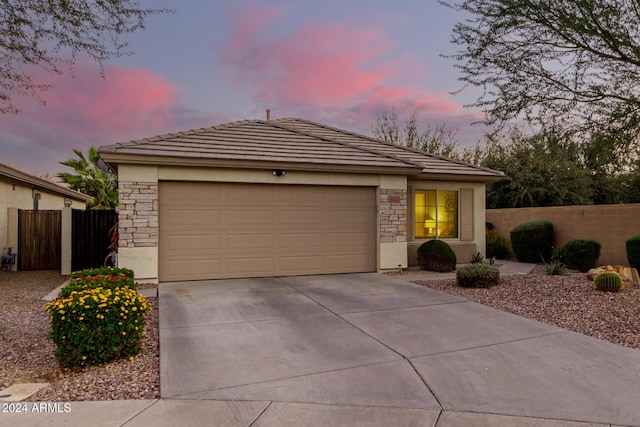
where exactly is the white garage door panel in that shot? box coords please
[159,182,377,281]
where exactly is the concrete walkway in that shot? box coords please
[4,261,640,427]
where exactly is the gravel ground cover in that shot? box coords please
[414,265,640,351]
[0,270,159,401]
[1,266,639,402]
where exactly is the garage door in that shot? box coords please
[159,182,377,281]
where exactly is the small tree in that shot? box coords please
[482,129,593,208]
[372,109,462,159]
[58,147,117,210]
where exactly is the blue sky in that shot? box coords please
[0,0,485,175]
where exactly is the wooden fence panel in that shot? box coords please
[18,210,62,270]
[72,209,118,271]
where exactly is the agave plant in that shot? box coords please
[545,261,567,276]
[470,251,484,264]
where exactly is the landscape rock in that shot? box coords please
[587,265,640,288]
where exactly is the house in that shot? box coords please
[98,118,503,283]
[1,163,93,269]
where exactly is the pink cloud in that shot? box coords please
[221,4,467,120]
[3,62,178,144]
[0,61,228,174]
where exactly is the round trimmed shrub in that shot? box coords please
[417,240,457,272]
[45,285,150,367]
[510,220,554,263]
[557,239,601,272]
[456,264,500,288]
[594,271,622,293]
[486,229,511,259]
[627,235,640,271]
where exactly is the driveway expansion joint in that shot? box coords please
[277,279,409,360]
[247,401,272,427]
[156,273,640,427]
[119,400,159,426]
[171,359,408,400]
[409,330,567,359]
[327,299,469,316]
[407,359,445,411]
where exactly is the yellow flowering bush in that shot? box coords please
[60,267,136,298]
[70,267,134,280]
[45,284,150,367]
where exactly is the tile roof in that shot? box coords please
[99,120,421,174]
[274,118,504,180]
[0,163,93,202]
[99,118,503,180]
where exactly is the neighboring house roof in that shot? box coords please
[0,163,93,202]
[99,118,504,181]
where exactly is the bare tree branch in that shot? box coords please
[0,0,171,114]
[441,0,640,136]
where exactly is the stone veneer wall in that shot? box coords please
[379,189,407,243]
[118,181,158,248]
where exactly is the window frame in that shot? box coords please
[411,187,460,241]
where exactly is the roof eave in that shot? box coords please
[98,153,423,176]
[0,164,94,202]
[413,171,505,183]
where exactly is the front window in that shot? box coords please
[414,190,458,239]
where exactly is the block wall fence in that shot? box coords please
[486,204,640,266]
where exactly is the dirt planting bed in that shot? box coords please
[0,270,159,401]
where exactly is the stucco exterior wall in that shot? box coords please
[1,179,87,259]
[407,180,487,265]
[116,164,412,281]
[486,204,640,266]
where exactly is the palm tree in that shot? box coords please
[58,147,117,210]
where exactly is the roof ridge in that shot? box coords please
[272,118,425,170]
[102,119,267,150]
[277,117,503,177]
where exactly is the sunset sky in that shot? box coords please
[0,0,486,175]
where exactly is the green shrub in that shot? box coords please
[510,220,554,263]
[456,264,500,288]
[627,235,640,270]
[45,286,150,367]
[594,271,622,293]
[545,261,567,276]
[417,240,457,272]
[60,273,136,298]
[470,251,484,264]
[486,229,511,259]
[557,239,601,272]
[70,267,134,280]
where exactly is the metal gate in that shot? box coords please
[18,210,62,270]
[71,209,118,271]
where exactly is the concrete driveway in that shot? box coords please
[156,273,640,426]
